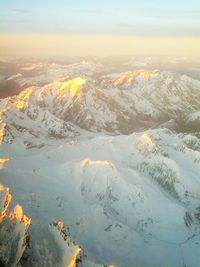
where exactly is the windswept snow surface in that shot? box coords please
[0,63,200,266]
[1,129,200,267]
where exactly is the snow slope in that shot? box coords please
[1,129,200,267]
[0,65,200,266]
[5,69,200,133]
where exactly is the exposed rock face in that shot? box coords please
[0,183,12,222]
[0,63,200,267]
[1,69,200,141]
[0,97,78,145]
[28,71,200,133]
[19,220,111,267]
[0,184,31,267]
[0,162,111,267]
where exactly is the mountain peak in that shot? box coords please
[57,77,86,97]
[113,69,159,87]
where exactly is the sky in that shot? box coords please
[0,0,200,58]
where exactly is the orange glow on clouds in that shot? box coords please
[1,34,200,58]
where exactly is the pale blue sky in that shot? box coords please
[0,0,200,36]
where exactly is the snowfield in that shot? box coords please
[1,129,200,267]
[0,62,200,267]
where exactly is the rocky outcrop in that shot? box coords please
[0,184,111,267]
[0,99,78,145]
[1,69,200,137]
[0,184,31,267]
[19,219,113,267]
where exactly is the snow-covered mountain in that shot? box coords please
[0,183,31,267]
[1,68,200,137]
[0,63,200,267]
[0,182,107,267]
[1,128,200,267]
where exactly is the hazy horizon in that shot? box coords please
[1,33,200,59]
[1,0,200,58]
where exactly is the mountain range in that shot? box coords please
[0,60,200,267]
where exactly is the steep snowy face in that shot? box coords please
[0,183,108,267]
[2,69,199,134]
[2,61,103,94]
[0,182,31,267]
[0,90,79,146]
[0,64,200,267]
[20,219,107,267]
[111,70,200,116]
[72,158,144,222]
[1,128,200,267]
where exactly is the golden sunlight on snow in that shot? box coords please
[67,246,81,267]
[141,133,155,146]
[9,204,31,226]
[0,113,5,143]
[81,158,111,168]
[0,184,12,222]
[139,69,159,78]
[0,184,5,191]
[18,87,33,101]
[0,128,4,144]
[57,77,86,97]
[0,158,9,165]
[0,158,9,169]
[9,205,23,221]
[15,100,29,110]
[113,70,159,86]
[15,87,33,110]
